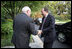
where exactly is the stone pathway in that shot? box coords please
[29,35,43,48]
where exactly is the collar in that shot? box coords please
[45,13,49,18]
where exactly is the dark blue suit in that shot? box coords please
[39,14,56,48]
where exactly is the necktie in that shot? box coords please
[41,17,46,30]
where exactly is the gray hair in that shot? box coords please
[22,6,31,13]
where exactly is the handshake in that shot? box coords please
[37,30,42,35]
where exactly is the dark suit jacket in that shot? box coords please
[39,14,56,43]
[11,13,37,48]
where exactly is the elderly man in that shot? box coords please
[11,6,38,48]
[39,7,56,48]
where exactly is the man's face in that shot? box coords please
[29,10,31,16]
[27,10,31,17]
[41,8,45,17]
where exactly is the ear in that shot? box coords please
[27,10,28,13]
[27,10,29,13]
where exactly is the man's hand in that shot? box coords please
[37,30,42,35]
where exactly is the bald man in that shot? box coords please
[11,6,38,48]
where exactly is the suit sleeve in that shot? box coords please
[39,23,42,30]
[28,20,38,35]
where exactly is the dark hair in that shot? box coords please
[44,6,48,12]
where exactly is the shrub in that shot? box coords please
[1,19,13,34]
[1,19,14,47]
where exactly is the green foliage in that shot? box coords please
[49,1,71,21]
[30,35,33,43]
[1,19,13,47]
[1,1,71,20]
[1,33,14,47]
[54,14,62,21]
[1,19,13,34]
